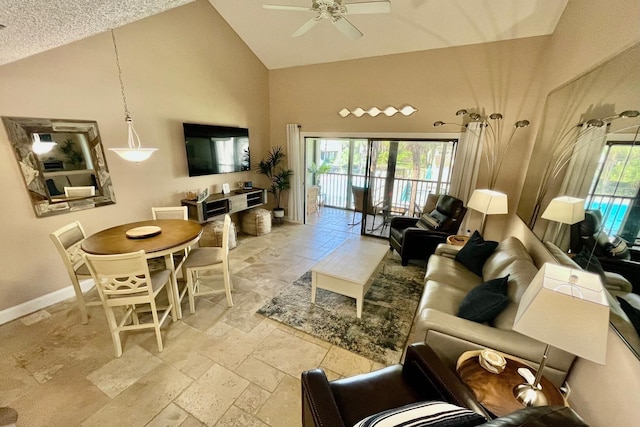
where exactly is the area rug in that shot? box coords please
[256,260,424,365]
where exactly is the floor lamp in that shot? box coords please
[512,263,609,406]
[467,189,508,235]
[541,196,585,243]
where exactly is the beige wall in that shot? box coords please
[0,0,269,311]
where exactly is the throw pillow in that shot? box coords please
[572,248,606,281]
[416,213,440,230]
[617,297,640,337]
[608,236,631,260]
[353,401,486,427]
[458,275,510,323]
[455,231,499,276]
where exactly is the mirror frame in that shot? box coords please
[2,116,116,217]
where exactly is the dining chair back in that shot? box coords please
[64,186,95,197]
[84,250,174,358]
[307,186,320,217]
[50,221,101,324]
[151,206,188,220]
[182,214,233,313]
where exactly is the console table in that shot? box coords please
[181,188,266,223]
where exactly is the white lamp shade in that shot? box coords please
[541,196,585,225]
[109,147,157,162]
[467,189,508,215]
[513,263,609,364]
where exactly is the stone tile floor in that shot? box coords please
[1,208,403,426]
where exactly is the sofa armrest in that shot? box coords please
[403,343,490,419]
[390,216,419,230]
[434,243,462,258]
[301,369,346,427]
[603,271,633,293]
[484,406,588,426]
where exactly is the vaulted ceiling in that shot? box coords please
[0,0,568,69]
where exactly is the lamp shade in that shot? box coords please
[467,189,508,215]
[541,196,585,225]
[513,263,609,364]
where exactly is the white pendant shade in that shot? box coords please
[108,117,157,162]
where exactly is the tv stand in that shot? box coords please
[181,188,267,223]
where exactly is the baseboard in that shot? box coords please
[0,280,94,326]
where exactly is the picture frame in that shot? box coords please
[222,183,230,194]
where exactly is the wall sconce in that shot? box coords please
[338,105,417,118]
[434,109,529,189]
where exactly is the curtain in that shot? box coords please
[543,123,606,244]
[449,122,484,233]
[286,124,304,223]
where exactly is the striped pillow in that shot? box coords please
[353,401,486,427]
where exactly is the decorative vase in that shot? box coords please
[273,208,285,218]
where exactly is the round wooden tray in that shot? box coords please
[456,350,566,417]
[126,226,162,239]
[446,235,470,246]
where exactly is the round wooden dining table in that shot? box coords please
[82,219,202,320]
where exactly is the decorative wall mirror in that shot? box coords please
[2,117,115,217]
[516,43,640,359]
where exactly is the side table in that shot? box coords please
[456,350,567,417]
[446,234,470,246]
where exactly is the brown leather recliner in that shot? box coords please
[389,194,467,265]
[301,343,588,427]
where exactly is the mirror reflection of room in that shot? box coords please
[34,131,98,200]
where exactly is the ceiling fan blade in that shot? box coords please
[263,4,314,12]
[332,16,363,39]
[343,1,391,15]
[292,16,322,37]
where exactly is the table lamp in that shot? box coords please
[541,196,585,243]
[512,263,609,406]
[467,189,508,234]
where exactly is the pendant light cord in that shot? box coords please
[111,29,131,122]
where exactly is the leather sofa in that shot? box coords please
[389,194,467,266]
[406,237,576,386]
[301,342,587,427]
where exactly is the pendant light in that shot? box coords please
[31,133,57,154]
[108,29,157,162]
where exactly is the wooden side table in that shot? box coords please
[456,351,567,417]
[446,234,469,246]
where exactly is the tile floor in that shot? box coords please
[1,208,404,427]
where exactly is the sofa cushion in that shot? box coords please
[421,281,469,314]
[492,260,540,330]
[353,400,486,427]
[458,276,510,323]
[425,256,483,292]
[455,231,498,277]
[390,227,404,244]
[483,237,533,280]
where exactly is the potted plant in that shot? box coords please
[307,161,331,186]
[256,146,293,218]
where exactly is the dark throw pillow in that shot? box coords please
[455,230,499,276]
[572,248,606,281]
[458,275,510,323]
[617,297,640,337]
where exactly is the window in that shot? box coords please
[586,141,640,244]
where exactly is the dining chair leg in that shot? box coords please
[150,301,164,353]
[71,276,89,325]
[187,269,197,314]
[223,264,233,307]
[104,306,123,358]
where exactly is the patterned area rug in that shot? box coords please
[257,259,424,365]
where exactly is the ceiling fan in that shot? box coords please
[263,0,391,39]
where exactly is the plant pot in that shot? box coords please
[273,208,285,218]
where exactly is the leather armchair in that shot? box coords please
[570,209,640,292]
[389,194,466,266]
[301,343,587,427]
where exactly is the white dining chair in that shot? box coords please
[182,214,233,313]
[150,206,191,297]
[84,250,175,358]
[50,221,101,324]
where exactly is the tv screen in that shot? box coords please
[183,123,250,176]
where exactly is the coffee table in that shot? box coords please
[311,239,388,318]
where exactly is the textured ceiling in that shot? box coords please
[0,0,568,69]
[0,0,194,66]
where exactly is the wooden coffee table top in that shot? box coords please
[456,351,566,417]
[311,239,388,285]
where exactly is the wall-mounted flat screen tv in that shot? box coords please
[183,123,250,176]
